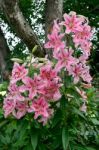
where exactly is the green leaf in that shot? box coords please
[31,131,38,150]
[74,145,87,150]
[86,147,96,150]
[24,143,33,150]
[60,96,68,110]
[52,109,62,128]
[0,120,8,128]
[11,58,23,63]
[73,108,86,120]
[32,45,38,54]
[13,120,29,147]
[0,82,8,91]
[6,120,17,134]
[62,127,69,150]
[0,135,7,144]
[91,118,99,125]
[38,143,46,150]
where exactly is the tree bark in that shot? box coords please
[0,27,10,80]
[45,0,63,37]
[45,0,63,58]
[0,0,45,57]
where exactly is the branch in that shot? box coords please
[0,0,45,57]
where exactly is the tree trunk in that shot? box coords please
[45,0,63,37]
[45,0,63,58]
[0,27,10,80]
[0,0,45,57]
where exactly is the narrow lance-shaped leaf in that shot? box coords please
[62,127,69,150]
[31,131,38,150]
